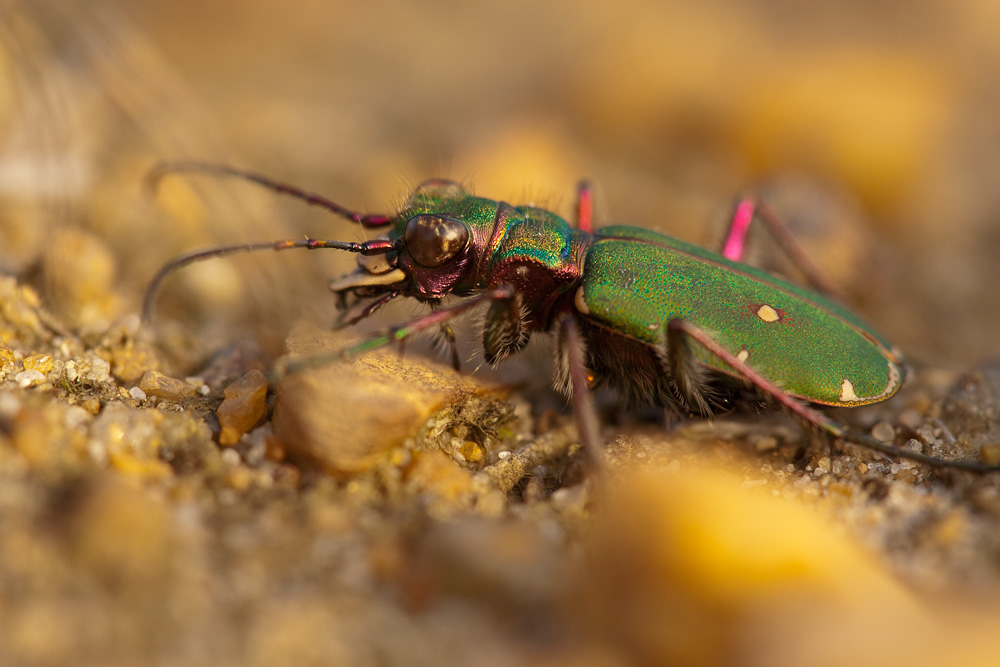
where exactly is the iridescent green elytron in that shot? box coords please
[580,229,900,406]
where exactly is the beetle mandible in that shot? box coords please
[142,162,998,472]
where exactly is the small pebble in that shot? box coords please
[129,387,147,400]
[754,436,778,452]
[15,370,46,388]
[83,357,111,383]
[898,408,923,430]
[980,443,1000,466]
[220,448,242,466]
[217,369,268,446]
[871,422,896,443]
[139,369,198,401]
[460,440,484,464]
[22,354,53,373]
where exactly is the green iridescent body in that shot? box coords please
[392,182,901,410]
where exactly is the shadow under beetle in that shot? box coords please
[143,162,1000,473]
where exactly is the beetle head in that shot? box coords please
[330,180,479,303]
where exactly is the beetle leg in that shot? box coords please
[721,197,845,301]
[575,180,594,233]
[666,319,1000,472]
[274,286,516,377]
[668,318,834,429]
[440,323,462,371]
[556,314,603,467]
[720,199,756,261]
[333,291,399,330]
[483,290,530,365]
[659,320,714,417]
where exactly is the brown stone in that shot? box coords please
[272,323,488,476]
[217,369,269,445]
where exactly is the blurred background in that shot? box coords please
[2,0,999,369]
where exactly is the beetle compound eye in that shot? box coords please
[403,215,470,268]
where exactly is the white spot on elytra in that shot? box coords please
[866,360,902,402]
[887,362,901,391]
[756,304,779,323]
[736,348,749,363]
[839,378,860,402]
[574,286,590,315]
[516,265,529,278]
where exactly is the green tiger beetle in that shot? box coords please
[143,162,1000,473]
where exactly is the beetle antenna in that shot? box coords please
[142,237,398,324]
[146,161,394,227]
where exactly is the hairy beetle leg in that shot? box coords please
[558,315,603,468]
[667,319,832,431]
[439,323,462,371]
